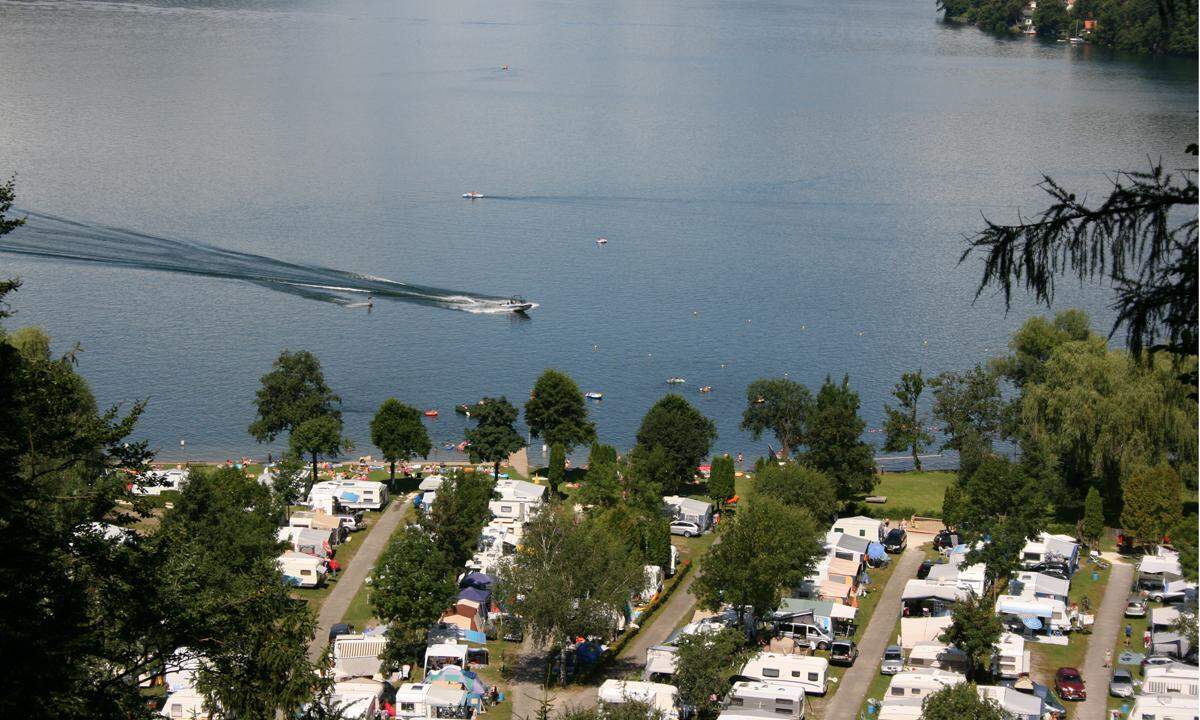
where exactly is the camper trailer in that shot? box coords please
[1143,663,1200,696]
[719,681,806,720]
[279,526,337,558]
[831,516,884,542]
[330,679,384,719]
[598,680,680,720]
[739,653,829,695]
[884,669,965,703]
[309,480,388,511]
[332,633,387,679]
[278,551,327,588]
[905,642,970,674]
[993,633,1032,679]
[1128,694,1199,720]
[160,688,212,719]
[135,468,189,496]
[393,682,470,720]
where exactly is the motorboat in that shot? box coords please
[502,296,535,313]
[585,391,603,400]
[462,192,485,199]
[1068,36,1084,44]
[423,409,439,418]
[596,237,608,245]
[667,377,686,384]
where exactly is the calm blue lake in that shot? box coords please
[0,0,1195,465]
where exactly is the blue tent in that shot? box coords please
[457,586,491,605]
[460,572,495,590]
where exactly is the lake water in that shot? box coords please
[0,0,1195,465]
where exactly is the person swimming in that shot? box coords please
[367,294,374,313]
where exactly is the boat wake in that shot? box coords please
[1,211,528,313]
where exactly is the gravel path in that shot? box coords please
[821,546,924,720]
[1076,558,1134,720]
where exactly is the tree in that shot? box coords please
[420,471,495,567]
[883,370,933,471]
[0,175,24,237]
[1081,486,1106,546]
[694,499,824,628]
[465,396,526,480]
[290,414,349,489]
[635,395,717,493]
[942,595,1004,681]
[627,443,676,503]
[960,457,1049,587]
[673,628,749,720]
[942,479,967,530]
[708,454,736,509]
[525,369,596,451]
[370,398,431,485]
[740,378,812,458]
[496,506,643,681]
[962,147,1197,369]
[803,375,876,500]
[588,442,618,468]
[752,462,838,523]
[922,683,1013,720]
[1033,0,1070,36]
[547,443,567,495]
[1121,463,1183,546]
[249,349,341,442]
[371,527,458,668]
[931,365,1006,479]
[1170,514,1198,582]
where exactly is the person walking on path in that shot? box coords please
[1104,649,1112,668]
[1125,624,1132,646]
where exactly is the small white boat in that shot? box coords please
[667,377,686,385]
[1069,36,1084,44]
[585,391,603,400]
[462,192,485,199]
[596,237,608,245]
[502,296,535,313]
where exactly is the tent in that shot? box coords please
[867,542,888,563]
[457,586,491,605]
[427,665,488,698]
[460,572,495,590]
[424,643,470,673]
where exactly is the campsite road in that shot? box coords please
[307,494,410,661]
[822,545,924,720]
[1076,558,1134,720]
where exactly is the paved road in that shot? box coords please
[822,546,924,720]
[1076,558,1134,720]
[307,495,411,661]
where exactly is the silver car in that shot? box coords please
[881,645,904,675]
[1110,668,1136,698]
[1125,599,1147,617]
[669,520,702,537]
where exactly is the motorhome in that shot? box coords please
[331,679,384,719]
[309,479,388,511]
[278,551,326,588]
[739,653,829,695]
[718,681,806,720]
[489,479,548,522]
[598,680,680,720]
[905,642,969,674]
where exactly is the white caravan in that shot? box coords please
[739,653,829,695]
[718,681,806,720]
[598,680,680,720]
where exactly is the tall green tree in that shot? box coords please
[289,414,349,490]
[922,683,1013,720]
[0,175,25,236]
[960,457,1049,587]
[370,398,431,485]
[708,454,736,509]
[942,595,1004,681]
[627,443,677,503]
[931,365,1006,479]
[673,628,750,720]
[883,370,933,471]
[941,479,967,530]
[1170,515,1199,582]
[740,378,812,458]
[694,498,824,628]
[248,349,341,442]
[547,443,567,495]
[752,462,838,523]
[525,369,596,451]
[420,471,495,567]
[496,506,643,681]
[803,375,876,500]
[371,526,458,668]
[1033,0,1070,36]
[1121,463,1183,547]
[1081,486,1106,546]
[465,396,526,480]
[635,394,717,493]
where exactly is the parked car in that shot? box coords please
[1054,667,1086,701]
[1148,588,1191,603]
[1141,655,1175,675]
[880,645,904,675]
[1109,668,1136,698]
[917,559,937,580]
[933,529,956,550]
[669,520,703,537]
[501,619,525,643]
[336,511,365,531]
[1028,561,1071,579]
[882,528,907,554]
[1125,599,1148,617]
[830,640,858,666]
[328,622,355,642]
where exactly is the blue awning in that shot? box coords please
[867,542,887,560]
[1021,616,1043,630]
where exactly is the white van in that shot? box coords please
[719,681,806,720]
[739,653,829,696]
[774,620,834,650]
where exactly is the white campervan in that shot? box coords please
[599,680,680,720]
[739,653,829,696]
[719,681,806,720]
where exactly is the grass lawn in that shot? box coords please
[866,471,956,515]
